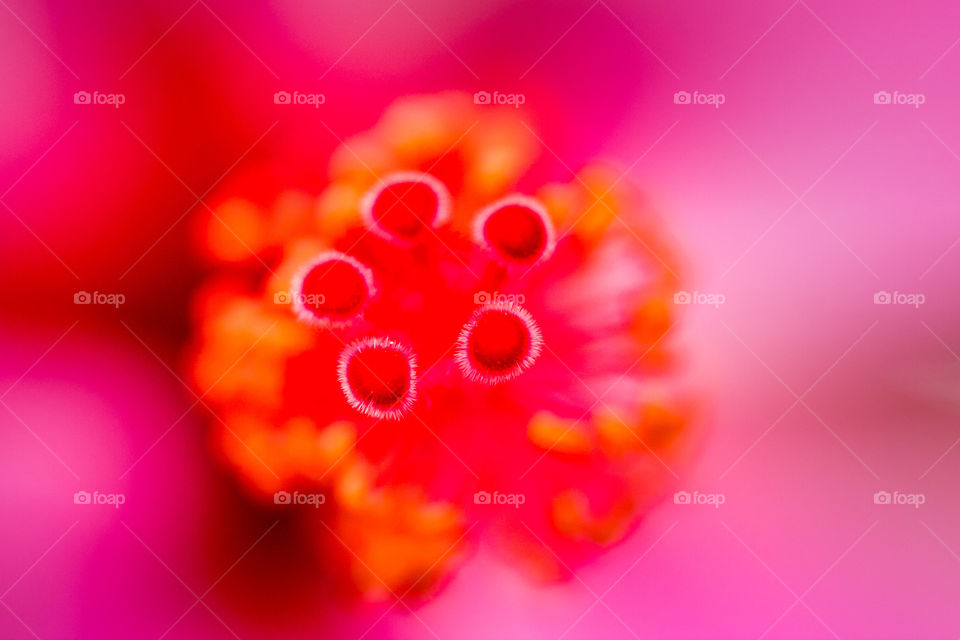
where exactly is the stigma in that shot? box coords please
[337,337,418,420]
[473,195,555,265]
[291,251,376,326]
[455,301,543,384]
[360,171,451,245]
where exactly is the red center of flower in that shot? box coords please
[368,179,441,241]
[293,253,373,324]
[338,338,417,419]
[457,304,542,384]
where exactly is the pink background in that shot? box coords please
[1,0,959,638]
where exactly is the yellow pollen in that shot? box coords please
[527,411,592,455]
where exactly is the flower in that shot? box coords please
[189,92,690,597]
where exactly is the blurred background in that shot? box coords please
[2,0,960,638]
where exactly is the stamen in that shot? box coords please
[455,302,542,384]
[360,171,451,244]
[291,251,375,326]
[337,337,418,420]
[473,195,555,265]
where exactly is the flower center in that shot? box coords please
[362,172,450,243]
[293,252,374,325]
[476,196,554,264]
[457,303,542,384]
[338,338,417,419]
